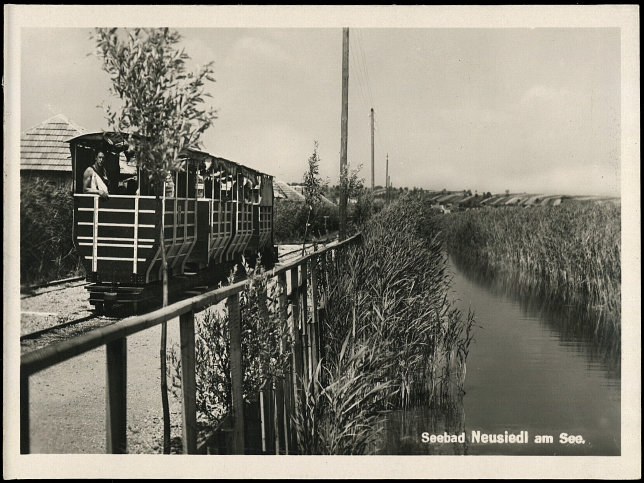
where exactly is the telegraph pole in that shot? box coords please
[339,27,349,240]
[370,108,375,190]
[385,153,389,201]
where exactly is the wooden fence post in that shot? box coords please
[310,256,320,387]
[300,261,310,385]
[227,293,245,454]
[259,388,266,453]
[20,374,29,454]
[290,266,304,451]
[106,337,127,454]
[265,384,275,454]
[180,311,197,454]
[290,267,304,387]
[277,272,292,453]
[321,251,329,305]
[274,379,284,454]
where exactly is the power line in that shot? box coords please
[349,36,369,112]
[356,30,374,107]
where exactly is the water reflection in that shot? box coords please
[376,257,621,456]
[449,255,621,376]
[377,400,468,455]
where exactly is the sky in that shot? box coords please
[19,18,623,197]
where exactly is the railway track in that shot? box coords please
[20,312,119,354]
[20,240,335,352]
[20,314,98,341]
[21,278,89,300]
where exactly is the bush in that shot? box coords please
[169,261,291,427]
[273,199,339,243]
[20,177,84,285]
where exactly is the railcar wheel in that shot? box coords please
[104,301,114,314]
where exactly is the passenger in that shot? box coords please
[83,151,110,200]
[126,178,139,195]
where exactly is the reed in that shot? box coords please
[295,194,474,454]
[293,335,397,454]
[440,201,621,347]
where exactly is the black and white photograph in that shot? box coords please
[4,4,640,479]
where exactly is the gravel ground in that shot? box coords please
[21,282,93,336]
[27,322,184,454]
[21,242,333,454]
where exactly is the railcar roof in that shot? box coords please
[67,132,272,179]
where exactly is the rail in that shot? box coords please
[20,233,362,454]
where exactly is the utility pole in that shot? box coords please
[339,27,349,240]
[385,153,389,201]
[370,108,375,190]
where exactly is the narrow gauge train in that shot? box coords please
[68,132,277,313]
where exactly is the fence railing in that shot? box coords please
[20,233,362,454]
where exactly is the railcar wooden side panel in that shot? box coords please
[74,194,159,284]
[258,206,273,250]
[258,175,274,252]
[212,200,235,263]
[247,205,261,254]
[225,201,253,262]
[148,197,197,281]
[190,199,212,269]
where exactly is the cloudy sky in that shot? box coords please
[17,9,626,196]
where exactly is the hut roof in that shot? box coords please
[289,184,336,206]
[521,194,546,206]
[273,179,305,202]
[504,195,526,205]
[21,114,87,172]
[457,195,478,204]
[486,195,510,206]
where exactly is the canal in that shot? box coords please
[377,257,621,455]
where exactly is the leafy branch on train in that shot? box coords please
[92,27,218,454]
[92,27,217,189]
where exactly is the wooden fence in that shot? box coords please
[20,233,361,454]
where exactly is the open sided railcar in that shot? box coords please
[68,132,276,312]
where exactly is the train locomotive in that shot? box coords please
[68,132,277,313]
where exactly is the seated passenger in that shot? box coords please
[83,151,110,200]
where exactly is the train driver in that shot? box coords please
[83,151,110,200]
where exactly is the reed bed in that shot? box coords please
[294,195,474,454]
[440,201,621,347]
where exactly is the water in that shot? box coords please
[378,258,621,455]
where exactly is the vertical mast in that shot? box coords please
[339,27,349,240]
[370,108,375,190]
[386,153,389,201]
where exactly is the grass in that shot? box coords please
[440,201,621,349]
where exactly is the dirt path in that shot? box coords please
[23,242,334,453]
[27,322,184,454]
